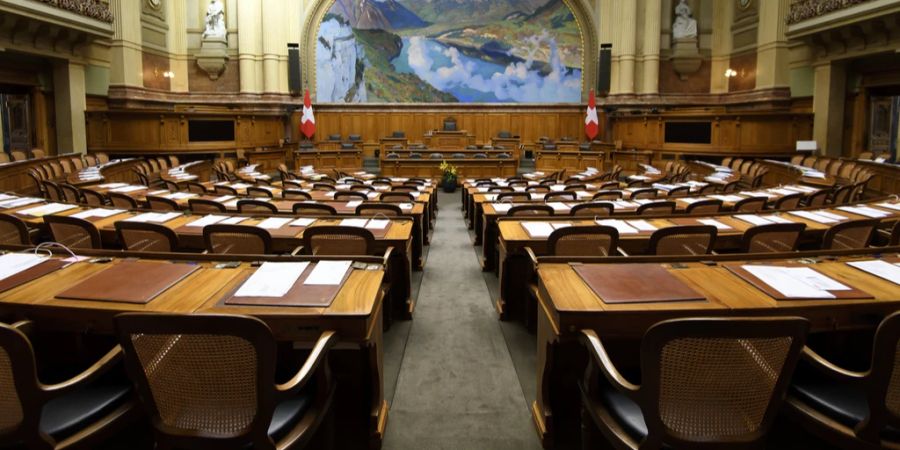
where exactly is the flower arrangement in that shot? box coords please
[439,161,458,192]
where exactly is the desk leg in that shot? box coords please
[412,217,424,270]
[366,310,388,450]
[498,248,533,323]
[481,218,496,271]
[474,205,484,245]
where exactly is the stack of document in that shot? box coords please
[257,217,292,229]
[0,197,42,209]
[99,183,127,189]
[234,262,309,297]
[212,195,234,203]
[492,204,513,212]
[340,218,368,228]
[546,202,569,212]
[627,220,657,231]
[521,222,554,238]
[187,215,229,227]
[70,208,126,219]
[837,205,891,218]
[788,210,847,224]
[847,260,900,285]
[742,265,849,299]
[595,219,638,234]
[19,203,78,217]
[289,218,316,227]
[709,195,744,202]
[877,202,900,211]
[163,192,197,200]
[125,212,181,223]
[0,253,49,281]
[734,214,794,226]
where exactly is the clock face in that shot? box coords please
[738,0,751,10]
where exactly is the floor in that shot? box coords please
[382,190,542,450]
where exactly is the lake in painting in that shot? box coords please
[315,0,583,103]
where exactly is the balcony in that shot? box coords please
[0,0,113,39]
[786,0,900,57]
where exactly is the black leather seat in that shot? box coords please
[40,379,131,440]
[267,391,313,441]
[598,383,647,440]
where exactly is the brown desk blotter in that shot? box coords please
[572,263,706,304]
[0,259,70,293]
[223,263,353,307]
[55,261,199,304]
[723,262,873,301]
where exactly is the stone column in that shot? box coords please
[262,0,285,94]
[53,61,87,154]
[238,0,263,93]
[710,0,733,93]
[167,0,189,92]
[642,0,661,94]
[813,61,846,157]
[756,0,789,90]
[618,0,637,94]
[109,0,143,87]
[598,0,615,94]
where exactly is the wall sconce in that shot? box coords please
[724,68,738,78]
[163,71,175,79]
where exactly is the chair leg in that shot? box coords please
[581,404,612,450]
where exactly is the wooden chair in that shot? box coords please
[237,199,278,214]
[497,192,530,203]
[545,191,576,202]
[181,182,206,194]
[785,311,900,449]
[293,203,337,216]
[599,181,620,191]
[115,221,180,252]
[214,185,240,196]
[312,183,336,192]
[579,317,809,450]
[59,184,82,203]
[356,203,402,216]
[188,199,226,213]
[741,223,806,253]
[773,193,803,210]
[805,190,829,207]
[44,215,103,249]
[734,196,768,213]
[890,221,900,246]
[0,213,32,245]
[301,225,374,256]
[41,180,63,201]
[636,201,676,216]
[593,191,624,201]
[282,189,312,200]
[108,192,139,209]
[526,185,551,193]
[487,186,513,193]
[685,199,722,215]
[114,313,335,450]
[548,226,618,256]
[146,195,179,211]
[508,205,554,216]
[570,202,614,217]
[830,185,853,205]
[334,191,367,202]
[822,219,879,250]
[380,192,415,203]
[667,186,691,198]
[647,225,717,256]
[81,188,107,206]
[630,188,657,200]
[10,150,27,161]
[203,224,272,254]
[247,187,275,198]
[162,180,180,192]
[0,320,137,449]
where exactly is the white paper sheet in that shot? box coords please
[710,195,745,202]
[492,203,512,212]
[551,222,571,230]
[627,220,657,231]
[165,192,197,200]
[877,202,900,211]
[221,217,247,225]
[847,260,900,285]
[110,185,146,193]
[345,201,363,208]
[340,218,368,228]
[70,208,126,219]
[596,219,638,234]
[742,265,836,299]
[547,202,569,211]
[767,215,795,224]
[366,219,390,230]
[0,197,42,208]
[815,210,849,221]
[837,206,890,218]
[99,183,127,189]
[234,262,309,297]
[522,222,554,238]
[0,253,50,281]
[186,215,229,227]
[19,203,78,217]
[126,212,181,223]
[788,210,837,224]
[698,219,732,230]
[148,190,170,196]
[304,260,352,286]
[289,218,316,227]
[258,217,292,229]
[735,214,773,226]
[213,195,235,203]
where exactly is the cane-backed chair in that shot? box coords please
[734,196,768,213]
[282,190,312,200]
[647,225,717,256]
[188,199,226,214]
[59,184,82,203]
[237,200,278,214]
[636,201,676,216]
[685,199,723,215]
[356,203,402,216]
[81,188,106,207]
[44,215,102,249]
[292,203,337,216]
[548,226,618,256]
[508,205,554,217]
[545,191,577,202]
[593,191,624,201]
[41,181,63,201]
[741,223,806,253]
[146,195,179,211]
[570,202,614,217]
[203,224,272,254]
[108,192,139,209]
[0,213,32,245]
[773,193,803,210]
[115,221,180,252]
[822,219,878,250]
[301,225,374,256]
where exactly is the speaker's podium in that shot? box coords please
[424,117,474,149]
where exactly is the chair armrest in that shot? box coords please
[276,331,338,398]
[40,345,124,397]
[580,330,639,395]
[11,320,35,336]
[289,246,303,256]
[381,246,394,267]
[615,246,630,257]
[800,347,867,383]
[524,246,539,267]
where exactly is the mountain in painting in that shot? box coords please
[396,0,549,25]
[330,0,427,31]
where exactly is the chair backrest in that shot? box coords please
[380,192,415,203]
[59,184,82,203]
[146,195,179,211]
[822,219,878,250]
[108,192,139,209]
[356,203,402,216]
[334,191,367,202]
[804,190,829,207]
[734,196,768,213]
[720,181,740,193]
[545,191,576,202]
[891,221,900,246]
[302,225,373,256]
[830,185,853,205]
[741,223,806,253]
[631,188,657,200]
[81,188,106,206]
[41,181,62,201]
[497,192,530,203]
[115,221,179,252]
[184,182,207,194]
[0,213,31,245]
[203,224,271,254]
[548,225,618,256]
[113,313,282,448]
[773,193,803,210]
[247,187,274,198]
[637,201,676,216]
[188,199,226,213]
[667,186,691,198]
[214,185,239,196]
[648,225,717,256]
[526,185,550,193]
[163,180,180,192]
[44,215,102,249]
[635,317,809,448]
[593,190,624,201]
[685,199,722,215]
[281,189,312,200]
[570,202,614,217]
[10,151,26,161]
[508,205,554,216]
[311,183,336,192]
[292,203,337,216]
[237,200,278,214]
[0,321,54,446]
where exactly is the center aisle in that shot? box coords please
[383,192,541,450]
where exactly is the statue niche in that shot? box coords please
[670,0,701,80]
[196,0,229,80]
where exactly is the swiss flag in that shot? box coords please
[584,89,599,140]
[300,89,316,139]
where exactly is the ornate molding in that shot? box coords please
[35,0,113,23]
[787,0,872,25]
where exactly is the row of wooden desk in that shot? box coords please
[0,250,390,448]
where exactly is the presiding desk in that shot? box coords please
[531,250,900,448]
[293,148,363,172]
[423,130,475,149]
[381,157,518,180]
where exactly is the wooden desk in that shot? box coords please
[379,137,408,154]
[532,251,900,448]
[612,150,654,174]
[246,148,288,173]
[293,149,363,172]
[0,255,389,449]
[423,130,475,149]
[380,158,518,180]
[534,149,604,173]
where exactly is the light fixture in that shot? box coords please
[724,68,738,78]
[163,70,175,79]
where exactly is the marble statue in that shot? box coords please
[202,0,226,40]
[672,0,697,40]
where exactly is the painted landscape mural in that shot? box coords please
[315,0,583,103]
